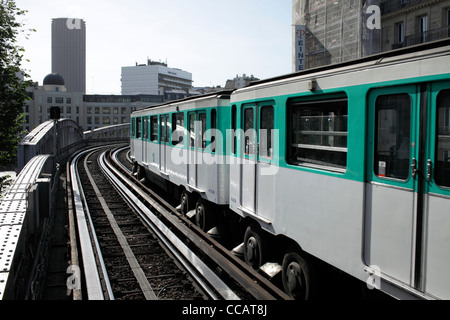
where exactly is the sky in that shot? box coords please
[15,0,293,95]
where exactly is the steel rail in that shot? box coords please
[85,151,158,300]
[106,148,291,300]
[69,147,112,300]
[99,150,238,300]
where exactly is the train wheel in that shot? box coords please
[243,224,266,270]
[136,165,145,181]
[180,190,192,216]
[281,251,314,300]
[195,198,214,232]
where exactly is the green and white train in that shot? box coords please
[131,40,450,300]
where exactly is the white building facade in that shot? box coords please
[121,59,193,95]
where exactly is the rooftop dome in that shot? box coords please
[43,73,65,86]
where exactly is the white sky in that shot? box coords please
[15,0,293,94]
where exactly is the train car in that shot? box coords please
[228,40,450,300]
[130,92,232,230]
[131,40,450,300]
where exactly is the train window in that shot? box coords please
[260,106,274,159]
[131,118,136,138]
[199,113,207,149]
[150,116,158,142]
[288,98,348,171]
[143,117,149,140]
[190,114,196,148]
[435,89,450,188]
[211,109,217,153]
[172,113,185,146]
[232,105,237,154]
[136,117,142,139]
[374,94,411,180]
[244,108,255,155]
[160,115,169,143]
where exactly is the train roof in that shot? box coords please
[245,38,450,89]
[132,90,233,116]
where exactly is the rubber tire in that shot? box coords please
[195,198,214,232]
[282,251,314,300]
[180,190,193,216]
[136,165,145,181]
[243,224,266,270]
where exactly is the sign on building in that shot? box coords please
[295,25,307,72]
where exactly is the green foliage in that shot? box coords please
[0,0,33,168]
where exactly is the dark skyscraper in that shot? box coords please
[51,18,86,93]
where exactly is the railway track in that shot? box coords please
[69,145,290,300]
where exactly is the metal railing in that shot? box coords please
[392,26,450,49]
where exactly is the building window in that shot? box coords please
[113,107,119,114]
[66,98,72,104]
[47,97,53,103]
[121,107,127,114]
[396,22,404,44]
[55,97,64,104]
[87,117,92,125]
[419,15,428,42]
[447,9,450,36]
[66,106,72,114]
[103,107,111,114]
[103,117,111,125]
[95,107,100,114]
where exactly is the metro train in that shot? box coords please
[130,40,450,300]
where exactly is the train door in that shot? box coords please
[365,83,450,295]
[159,114,169,174]
[241,105,257,213]
[240,104,275,222]
[188,111,206,189]
[142,116,149,166]
[423,82,450,299]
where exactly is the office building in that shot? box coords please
[121,59,193,96]
[52,18,86,93]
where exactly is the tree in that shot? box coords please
[0,0,33,168]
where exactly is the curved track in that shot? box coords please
[68,145,291,300]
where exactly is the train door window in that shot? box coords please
[232,105,237,154]
[435,89,450,188]
[131,118,136,138]
[143,117,149,140]
[150,116,158,142]
[190,113,196,148]
[199,113,207,149]
[288,97,348,171]
[244,107,255,155]
[160,115,169,143]
[374,94,411,180]
[136,117,142,139]
[172,113,185,146]
[260,106,274,159]
[211,109,217,153]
